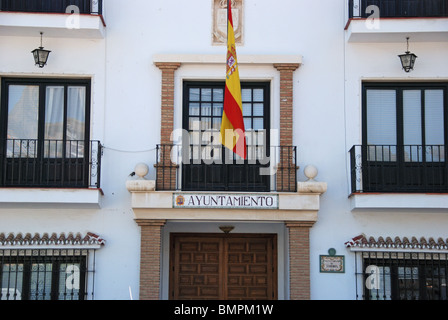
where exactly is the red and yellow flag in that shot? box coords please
[220,0,246,159]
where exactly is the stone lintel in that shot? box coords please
[127,180,327,223]
[152,54,303,66]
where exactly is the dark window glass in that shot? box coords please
[0,78,91,187]
[182,82,271,192]
[362,255,448,300]
[0,253,88,300]
[362,82,447,192]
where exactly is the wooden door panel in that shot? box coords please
[225,237,274,300]
[170,234,277,300]
[173,237,222,300]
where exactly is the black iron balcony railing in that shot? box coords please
[1,139,102,188]
[350,145,448,193]
[156,144,298,192]
[349,0,448,18]
[0,0,103,15]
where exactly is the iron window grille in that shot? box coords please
[0,248,97,300]
[354,251,448,300]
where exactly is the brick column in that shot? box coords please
[274,64,300,191]
[274,63,299,146]
[136,219,166,300]
[154,63,181,190]
[285,221,314,300]
[155,62,181,144]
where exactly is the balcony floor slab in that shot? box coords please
[345,17,448,42]
[0,187,103,208]
[350,192,448,210]
[0,12,106,39]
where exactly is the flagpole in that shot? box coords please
[227,0,229,57]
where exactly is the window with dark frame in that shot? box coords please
[0,249,94,300]
[181,81,271,192]
[359,251,448,300]
[361,82,448,193]
[0,78,93,188]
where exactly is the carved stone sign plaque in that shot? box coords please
[213,0,243,45]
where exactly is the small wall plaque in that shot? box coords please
[212,0,244,45]
[320,248,345,273]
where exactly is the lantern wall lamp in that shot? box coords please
[398,37,417,73]
[31,32,51,68]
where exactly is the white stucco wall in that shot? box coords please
[0,0,447,300]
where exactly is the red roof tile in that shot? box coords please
[0,232,105,247]
[345,234,448,250]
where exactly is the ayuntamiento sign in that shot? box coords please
[173,193,278,209]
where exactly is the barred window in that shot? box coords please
[0,232,104,301]
[348,235,448,300]
[354,250,448,300]
[0,249,96,300]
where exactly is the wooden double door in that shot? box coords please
[169,234,277,300]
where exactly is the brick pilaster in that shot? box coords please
[155,62,181,145]
[274,64,299,147]
[136,219,166,300]
[274,64,300,191]
[155,63,181,190]
[285,221,314,300]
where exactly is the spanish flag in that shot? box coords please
[220,0,246,159]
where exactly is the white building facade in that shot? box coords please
[0,0,447,301]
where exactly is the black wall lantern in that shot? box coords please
[398,37,417,73]
[31,32,51,68]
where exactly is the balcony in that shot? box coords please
[346,0,448,42]
[350,144,447,193]
[0,139,103,207]
[1,139,102,188]
[126,144,328,223]
[1,0,102,14]
[349,144,448,210]
[349,0,448,18]
[155,144,298,193]
[0,0,105,39]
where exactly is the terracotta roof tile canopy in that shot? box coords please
[345,234,448,251]
[0,232,105,248]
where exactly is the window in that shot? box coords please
[0,78,97,188]
[361,82,447,192]
[0,249,94,300]
[359,251,448,300]
[181,82,271,192]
